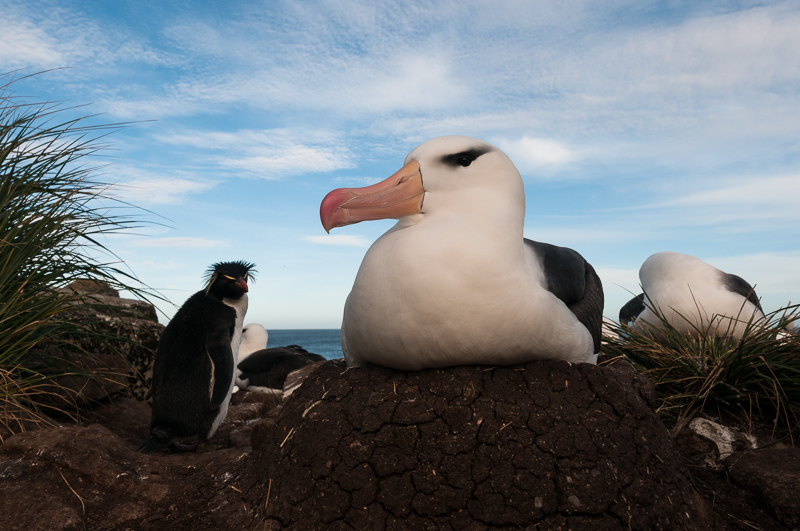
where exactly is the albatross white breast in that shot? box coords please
[619,251,765,338]
[320,135,604,370]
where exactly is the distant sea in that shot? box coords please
[267,329,343,360]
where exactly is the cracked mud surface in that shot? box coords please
[246,359,712,530]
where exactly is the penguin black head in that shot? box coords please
[203,261,256,300]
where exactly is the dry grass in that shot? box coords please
[603,301,800,441]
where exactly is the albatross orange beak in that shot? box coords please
[320,160,424,233]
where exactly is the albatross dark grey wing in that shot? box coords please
[720,272,762,312]
[525,239,604,354]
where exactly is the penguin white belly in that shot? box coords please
[206,294,248,438]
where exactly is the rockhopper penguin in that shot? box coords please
[138,260,255,453]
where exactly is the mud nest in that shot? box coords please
[247,359,711,530]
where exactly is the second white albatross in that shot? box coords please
[619,251,766,338]
[320,135,604,370]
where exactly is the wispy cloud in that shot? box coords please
[344,53,470,113]
[0,18,63,67]
[304,234,372,247]
[0,1,168,71]
[495,136,576,172]
[109,175,217,205]
[663,175,800,210]
[133,237,227,249]
[617,173,800,231]
[154,128,355,178]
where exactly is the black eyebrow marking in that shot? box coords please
[440,147,491,167]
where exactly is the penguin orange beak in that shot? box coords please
[320,160,424,233]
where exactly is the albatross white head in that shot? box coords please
[321,136,524,237]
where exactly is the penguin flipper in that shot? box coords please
[206,329,235,410]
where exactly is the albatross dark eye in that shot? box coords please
[441,147,490,168]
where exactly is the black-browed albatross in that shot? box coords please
[320,135,604,370]
[619,251,765,338]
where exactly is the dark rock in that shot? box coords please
[245,359,713,530]
[60,288,164,402]
[67,279,120,297]
[675,417,757,469]
[725,447,800,528]
[65,280,155,322]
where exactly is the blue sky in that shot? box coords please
[3,0,800,329]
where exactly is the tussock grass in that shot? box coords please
[0,72,159,437]
[604,301,800,441]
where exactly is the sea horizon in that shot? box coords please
[266,328,343,360]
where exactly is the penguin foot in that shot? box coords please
[137,435,169,454]
[170,435,200,452]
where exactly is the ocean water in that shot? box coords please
[267,329,343,360]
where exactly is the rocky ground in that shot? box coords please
[0,358,798,531]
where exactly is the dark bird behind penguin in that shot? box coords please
[237,345,325,392]
[138,260,255,453]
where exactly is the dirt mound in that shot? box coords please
[245,359,712,530]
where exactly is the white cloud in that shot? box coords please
[0,20,63,67]
[110,176,217,205]
[350,53,470,113]
[0,3,168,72]
[220,148,348,178]
[99,96,202,120]
[624,174,800,229]
[133,237,227,249]
[156,128,355,178]
[304,234,372,247]
[620,6,800,93]
[666,175,800,209]
[496,136,576,171]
